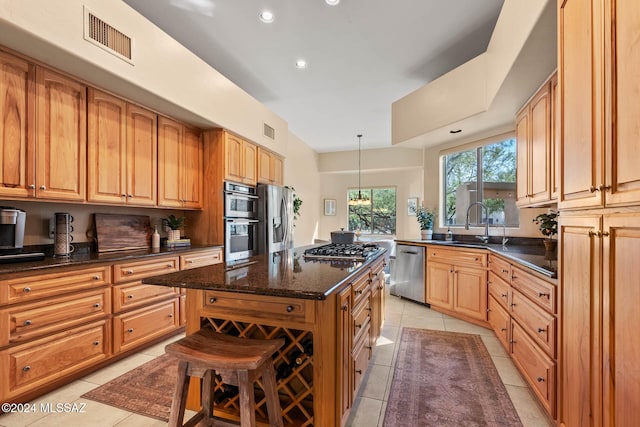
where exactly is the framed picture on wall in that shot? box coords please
[407,197,418,215]
[324,199,336,216]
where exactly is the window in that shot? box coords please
[348,187,396,234]
[443,137,518,227]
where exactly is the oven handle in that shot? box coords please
[225,191,259,199]
[226,219,259,224]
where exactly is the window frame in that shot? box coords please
[346,186,397,235]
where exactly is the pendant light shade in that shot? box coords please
[349,134,371,206]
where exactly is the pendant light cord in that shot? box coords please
[357,134,362,197]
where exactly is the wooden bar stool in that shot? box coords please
[165,328,284,427]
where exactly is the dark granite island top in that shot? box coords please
[142,246,387,299]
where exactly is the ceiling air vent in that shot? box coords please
[263,123,275,140]
[83,7,133,64]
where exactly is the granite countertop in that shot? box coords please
[0,245,223,275]
[142,247,387,300]
[395,238,558,279]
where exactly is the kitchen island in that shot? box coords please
[143,246,387,427]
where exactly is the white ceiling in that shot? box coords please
[122,0,506,152]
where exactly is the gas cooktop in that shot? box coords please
[303,243,380,261]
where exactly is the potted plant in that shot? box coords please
[533,210,558,252]
[165,214,185,241]
[416,206,436,240]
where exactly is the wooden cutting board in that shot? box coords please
[95,214,151,252]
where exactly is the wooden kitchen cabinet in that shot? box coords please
[257,147,284,185]
[0,50,35,199]
[112,298,179,354]
[225,132,257,186]
[516,73,554,207]
[426,246,487,323]
[158,115,203,209]
[35,67,87,201]
[87,88,157,206]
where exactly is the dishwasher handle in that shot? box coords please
[400,249,420,255]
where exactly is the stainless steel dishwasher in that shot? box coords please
[390,244,425,303]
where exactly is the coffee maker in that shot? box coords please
[0,207,44,263]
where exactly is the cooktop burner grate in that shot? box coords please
[303,243,380,261]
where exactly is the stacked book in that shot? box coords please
[166,238,191,248]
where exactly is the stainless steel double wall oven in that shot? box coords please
[224,182,259,262]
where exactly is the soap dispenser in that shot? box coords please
[446,227,454,241]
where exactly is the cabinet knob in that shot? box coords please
[209,297,217,304]
[93,303,101,308]
[166,264,173,268]
[22,365,31,372]
[186,260,193,264]
[24,320,32,326]
[537,327,546,333]
[501,293,508,298]
[23,287,31,293]
[286,305,294,312]
[39,185,46,190]
[355,323,362,329]
[93,341,100,346]
[510,303,516,307]
[537,377,545,382]
[128,194,133,198]
[126,269,134,275]
[28,184,35,189]
[501,269,509,273]
[538,292,548,298]
[501,328,507,332]
[127,295,134,299]
[355,369,363,375]
[127,328,134,333]
[93,275,100,280]
[355,289,363,295]
[341,304,348,311]
[168,313,173,318]
[121,193,126,198]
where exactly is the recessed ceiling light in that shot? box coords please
[326,0,340,5]
[295,59,308,69]
[259,10,274,23]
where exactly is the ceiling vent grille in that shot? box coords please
[84,7,133,64]
[263,123,275,140]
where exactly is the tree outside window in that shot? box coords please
[443,138,518,227]
[348,187,396,234]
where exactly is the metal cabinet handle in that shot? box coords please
[355,289,363,295]
[23,287,31,293]
[355,323,362,329]
[209,297,217,304]
[537,377,545,382]
[93,341,100,346]
[538,292,548,298]
[355,369,363,374]
[127,328,134,333]
[126,269,134,275]
[537,327,546,333]
[28,184,35,189]
[23,365,31,372]
[128,194,133,198]
[168,313,173,318]
[127,295,134,299]
[24,320,32,326]
[501,328,507,332]
[286,305,294,312]
[501,293,508,298]
[341,304,348,311]
[93,275,100,280]
[166,264,173,268]
[186,260,193,264]
[93,303,101,308]
[121,193,126,198]
[501,269,509,273]
[39,185,46,190]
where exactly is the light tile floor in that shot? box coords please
[0,290,553,427]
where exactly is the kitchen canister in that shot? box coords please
[54,212,75,257]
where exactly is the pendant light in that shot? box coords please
[349,134,371,206]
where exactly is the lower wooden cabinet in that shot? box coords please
[113,299,179,354]
[487,295,510,350]
[0,321,110,401]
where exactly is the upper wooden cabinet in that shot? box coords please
[0,50,35,199]
[516,74,555,207]
[224,133,257,186]
[87,89,157,206]
[258,147,284,186]
[158,116,203,209]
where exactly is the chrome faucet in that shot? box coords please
[465,202,489,243]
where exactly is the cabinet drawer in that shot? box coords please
[351,272,371,307]
[487,295,510,351]
[488,254,511,283]
[113,281,178,313]
[352,298,371,346]
[113,256,179,284]
[0,289,110,346]
[0,266,110,305]
[203,291,315,326]
[113,299,179,353]
[511,266,556,313]
[511,289,556,357]
[352,323,371,395]
[0,321,109,400]
[180,249,222,270]
[511,321,556,417]
[427,246,487,267]
[488,271,511,310]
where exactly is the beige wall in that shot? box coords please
[284,133,321,247]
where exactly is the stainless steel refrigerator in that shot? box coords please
[257,184,294,253]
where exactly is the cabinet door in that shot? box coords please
[453,265,487,322]
[157,116,183,208]
[550,73,560,200]
[559,0,605,209]
[0,51,35,198]
[181,126,203,209]
[602,214,640,426]
[515,107,529,205]
[224,133,244,183]
[488,295,510,351]
[271,154,283,185]
[337,287,352,422]
[606,2,640,206]
[258,147,272,184]
[87,88,127,204]
[528,82,551,205]
[559,213,603,427]
[126,104,157,206]
[426,261,453,309]
[35,67,86,201]
[243,141,257,185]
